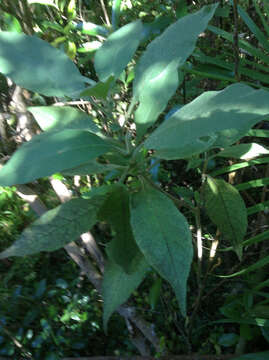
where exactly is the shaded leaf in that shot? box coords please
[28,106,100,134]
[204,177,247,259]
[95,20,143,81]
[0,130,113,186]
[0,197,104,258]
[102,256,148,332]
[145,84,269,160]
[133,4,218,137]
[130,181,193,316]
[99,185,142,273]
[0,32,85,96]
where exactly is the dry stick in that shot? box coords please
[99,0,111,26]
[187,231,222,339]
[49,177,105,273]
[16,183,162,355]
[233,0,241,81]
[194,207,203,282]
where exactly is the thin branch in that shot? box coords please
[233,0,240,81]
[194,207,203,281]
[99,0,111,26]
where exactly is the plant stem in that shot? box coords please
[194,207,203,281]
[233,0,240,81]
[99,0,111,26]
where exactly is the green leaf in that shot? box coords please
[220,254,269,278]
[231,351,269,360]
[235,178,269,192]
[94,20,143,82]
[133,3,218,137]
[28,0,58,8]
[0,130,113,186]
[0,197,103,258]
[216,143,269,160]
[238,5,269,54]
[80,76,115,100]
[247,200,269,216]
[75,22,109,37]
[218,333,239,347]
[130,181,193,316]
[112,0,122,30]
[246,129,269,138]
[28,106,100,134]
[62,161,123,176]
[102,256,148,332]
[0,31,85,96]
[204,177,247,259]
[144,83,269,160]
[148,276,162,310]
[98,185,142,273]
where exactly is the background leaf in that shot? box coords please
[0,130,113,186]
[0,197,103,258]
[130,181,193,316]
[144,83,269,160]
[94,20,143,82]
[204,177,247,259]
[133,3,218,137]
[28,106,100,134]
[102,256,148,332]
[0,31,85,96]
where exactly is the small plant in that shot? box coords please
[0,2,269,356]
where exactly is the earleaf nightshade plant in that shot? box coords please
[1,3,269,332]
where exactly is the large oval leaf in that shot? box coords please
[203,177,247,259]
[0,31,85,96]
[130,181,193,316]
[95,20,143,82]
[28,106,100,134]
[0,197,104,258]
[144,83,269,160]
[133,3,218,137]
[102,256,148,332]
[0,130,113,186]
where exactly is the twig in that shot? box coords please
[99,0,111,26]
[194,207,203,281]
[233,0,240,81]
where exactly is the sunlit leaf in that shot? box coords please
[145,84,269,160]
[0,130,113,186]
[0,31,84,96]
[28,106,100,134]
[133,4,218,137]
[95,20,143,81]
[217,143,269,160]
